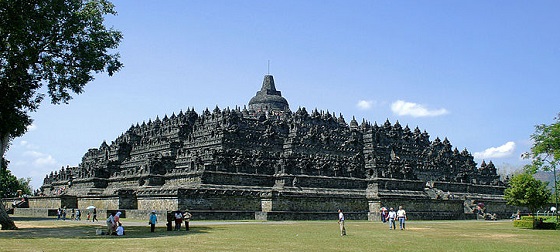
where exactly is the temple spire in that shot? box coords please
[248,75,290,112]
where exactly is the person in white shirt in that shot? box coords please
[174,211,183,231]
[397,205,407,230]
[115,222,124,236]
[338,209,346,236]
[386,207,396,230]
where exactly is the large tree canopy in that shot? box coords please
[0,0,122,230]
[0,0,123,158]
[524,113,560,173]
[504,173,551,215]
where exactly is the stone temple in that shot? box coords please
[33,75,512,220]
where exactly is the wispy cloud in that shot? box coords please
[391,100,449,117]
[9,142,60,190]
[356,100,375,110]
[22,150,57,167]
[27,124,37,131]
[474,141,516,159]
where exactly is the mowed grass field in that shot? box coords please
[0,216,558,252]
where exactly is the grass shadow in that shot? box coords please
[0,220,212,240]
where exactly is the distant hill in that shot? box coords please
[534,170,557,191]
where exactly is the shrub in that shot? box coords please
[514,217,558,229]
[513,220,534,229]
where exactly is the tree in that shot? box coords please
[523,113,559,221]
[0,0,122,230]
[504,173,551,227]
[0,162,31,198]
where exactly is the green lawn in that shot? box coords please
[1,217,558,252]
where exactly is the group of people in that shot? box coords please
[147,210,192,233]
[56,207,98,222]
[173,210,192,231]
[56,208,66,220]
[382,206,407,230]
[338,205,408,237]
[106,211,124,236]
[70,208,81,221]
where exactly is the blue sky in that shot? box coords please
[6,1,560,190]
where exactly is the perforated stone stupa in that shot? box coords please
[38,75,510,220]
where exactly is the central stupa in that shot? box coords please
[248,75,290,112]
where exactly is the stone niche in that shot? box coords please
[60,195,78,209]
[118,189,138,209]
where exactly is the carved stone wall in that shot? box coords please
[33,75,510,221]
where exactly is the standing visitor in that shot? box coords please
[397,206,407,230]
[106,212,115,235]
[75,209,81,221]
[381,207,387,223]
[183,210,192,231]
[56,208,61,220]
[174,210,183,231]
[92,208,98,222]
[149,210,158,233]
[337,209,346,236]
[387,207,396,230]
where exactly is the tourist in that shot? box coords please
[56,208,61,220]
[106,212,115,235]
[87,212,91,221]
[381,207,387,223]
[70,208,75,220]
[115,222,125,236]
[387,207,396,230]
[174,210,183,231]
[62,208,67,221]
[75,209,81,221]
[338,209,346,236]
[149,210,158,232]
[114,211,122,224]
[92,208,98,222]
[397,206,407,230]
[114,211,122,233]
[183,210,192,231]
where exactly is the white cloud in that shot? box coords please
[27,124,37,131]
[34,155,57,166]
[391,100,449,117]
[474,141,516,159]
[19,140,38,149]
[356,100,375,110]
[23,150,58,167]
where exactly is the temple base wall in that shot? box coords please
[15,191,516,221]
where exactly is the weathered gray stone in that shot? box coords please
[32,75,511,220]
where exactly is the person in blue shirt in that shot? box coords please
[149,211,158,233]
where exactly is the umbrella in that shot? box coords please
[86,206,96,210]
[380,207,387,211]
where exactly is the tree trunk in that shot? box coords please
[0,134,9,167]
[0,199,17,230]
[1,134,18,229]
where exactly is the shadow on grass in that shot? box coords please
[1,218,213,240]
